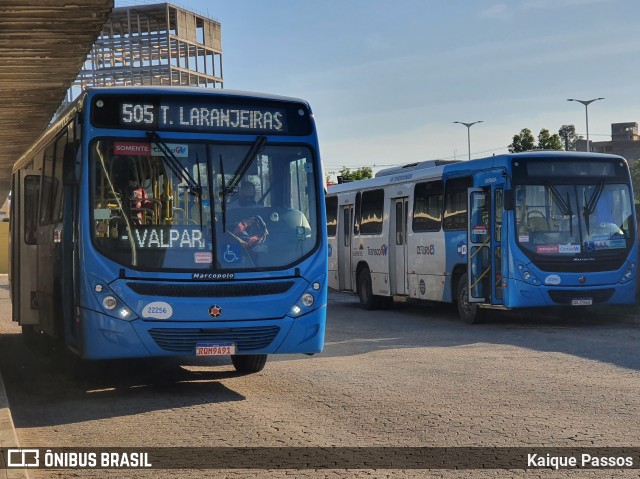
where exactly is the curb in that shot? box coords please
[0,374,28,479]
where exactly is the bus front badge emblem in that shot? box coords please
[209,305,222,318]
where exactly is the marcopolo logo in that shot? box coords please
[367,244,388,256]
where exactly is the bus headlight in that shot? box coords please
[91,277,137,321]
[620,263,635,283]
[288,276,325,317]
[301,293,314,307]
[102,296,117,310]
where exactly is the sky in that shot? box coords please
[118,0,640,176]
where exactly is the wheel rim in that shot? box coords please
[460,285,472,316]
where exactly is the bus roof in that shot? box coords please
[327,151,627,195]
[84,86,310,107]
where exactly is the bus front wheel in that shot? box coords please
[457,273,486,325]
[231,354,268,374]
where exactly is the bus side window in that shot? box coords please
[354,192,361,236]
[326,196,337,237]
[443,177,472,231]
[39,143,56,225]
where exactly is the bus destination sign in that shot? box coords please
[121,102,286,132]
[91,94,311,135]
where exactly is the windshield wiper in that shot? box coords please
[583,180,605,235]
[546,184,574,236]
[222,135,267,197]
[147,131,201,196]
[219,153,227,233]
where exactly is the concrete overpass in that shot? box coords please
[0,0,114,203]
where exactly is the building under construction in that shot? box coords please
[70,2,223,97]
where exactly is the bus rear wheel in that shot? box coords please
[231,354,268,374]
[457,273,486,324]
[358,268,383,310]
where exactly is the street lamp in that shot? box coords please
[567,97,604,151]
[453,121,483,161]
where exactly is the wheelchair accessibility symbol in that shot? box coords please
[223,244,242,263]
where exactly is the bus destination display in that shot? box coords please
[91,94,312,135]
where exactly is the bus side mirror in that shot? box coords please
[504,189,514,211]
[63,142,79,186]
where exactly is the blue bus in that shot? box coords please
[10,86,327,373]
[326,152,637,323]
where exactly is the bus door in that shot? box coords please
[467,188,491,303]
[467,185,505,305]
[14,170,40,326]
[338,204,353,290]
[390,197,408,295]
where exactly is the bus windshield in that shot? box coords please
[91,139,318,271]
[515,182,634,258]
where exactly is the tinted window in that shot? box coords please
[325,196,338,237]
[413,181,443,232]
[354,192,361,236]
[52,130,68,221]
[443,177,472,231]
[39,144,56,225]
[360,189,384,235]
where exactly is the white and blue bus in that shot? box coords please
[326,152,637,323]
[10,86,327,373]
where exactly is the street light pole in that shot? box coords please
[453,121,483,161]
[567,97,604,151]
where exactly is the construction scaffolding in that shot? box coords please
[69,2,222,99]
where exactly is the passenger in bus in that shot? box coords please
[229,181,259,208]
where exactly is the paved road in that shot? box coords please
[1,282,639,478]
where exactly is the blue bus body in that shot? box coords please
[10,87,327,369]
[326,152,636,322]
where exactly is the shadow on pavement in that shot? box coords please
[318,292,640,371]
[0,332,246,428]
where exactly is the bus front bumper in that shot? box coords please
[78,306,326,360]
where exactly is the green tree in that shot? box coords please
[508,128,535,152]
[509,128,564,152]
[558,124,580,151]
[537,128,563,150]
[338,166,373,182]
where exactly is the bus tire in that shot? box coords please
[231,354,268,374]
[358,268,382,310]
[457,273,486,324]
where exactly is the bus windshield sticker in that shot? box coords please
[151,143,189,158]
[536,245,559,254]
[519,235,530,243]
[558,244,581,254]
[222,244,243,263]
[194,252,213,264]
[113,142,151,156]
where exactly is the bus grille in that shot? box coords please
[148,326,281,353]
[127,281,294,297]
[548,289,615,304]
